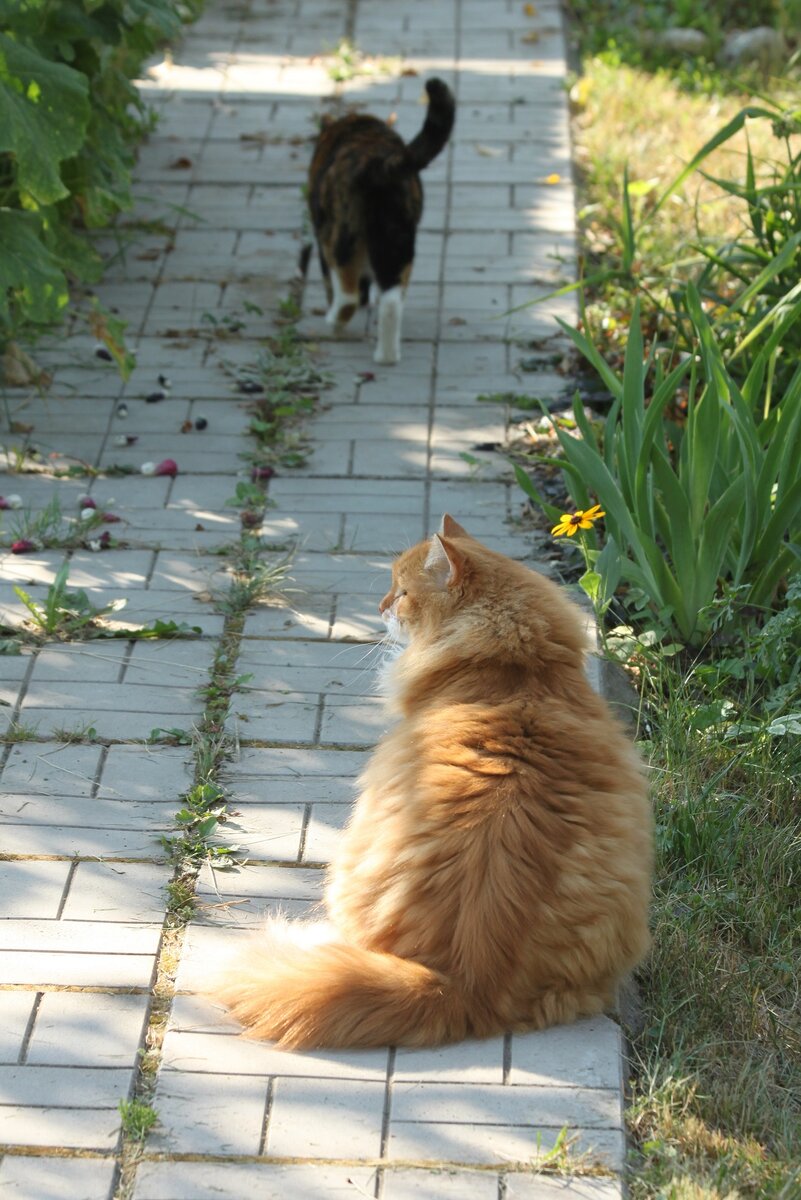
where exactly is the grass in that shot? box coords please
[620,650,801,1198]
[118,1099,158,1140]
[552,8,801,1195]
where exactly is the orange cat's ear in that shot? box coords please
[438,513,470,539]
[424,534,464,589]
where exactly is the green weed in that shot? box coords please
[118,1098,158,1141]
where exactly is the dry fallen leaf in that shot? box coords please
[2,343,50,388]
[475,144,503,157]
[523,2,537,15]
[521,31,539,43]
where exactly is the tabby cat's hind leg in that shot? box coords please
[374,264,412,365]
[326,265,360,328]
[374,287,403,364]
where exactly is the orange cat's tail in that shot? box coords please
[209,919,469,1049]
[403,78,456,172]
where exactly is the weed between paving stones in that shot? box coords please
[115,301,323,1197]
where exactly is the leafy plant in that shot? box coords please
[516,288,801,644]
[118,1098,158,1140]
[0,0,201,346]
[14,562,115,637]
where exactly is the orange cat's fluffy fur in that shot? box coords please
[211,516,653,1049]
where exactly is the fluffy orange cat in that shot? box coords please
[211,516,653,1049]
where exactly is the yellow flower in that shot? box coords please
[551,504,605,537]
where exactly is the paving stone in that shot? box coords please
[149,1069,268,1154]
[0,1105,120,1151]
[0,1064,132,1107]
[0,1155,117,1197]
[123,638,215,686]
[394,1038,505,1084]
[227,744,367,781]
[132,1162,378,1200]
[60,861,171,922]
[506,1177,624,1199]
[161,1030,388,1079]
[381,1170,499,1199]
[0,993,36,1063]
[214,803,304,861]
[0,861,70,919]
[28,643,128,684]
[0,951,156,989]
[318,696,388,745]
[267,1076,385,1158]
[0,921,160,956]
[98,744,194,801]
[21,680,201,721]
[508,1017,623,1090]
[0,797,174,858]
[26,993,150,1067]
[235,638,381,696]
[229,694,319,744]
[387,1122,625,1170]
[390,1081,620,1128]
[302,802,350,862]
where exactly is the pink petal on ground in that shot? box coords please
[154,458,179,477]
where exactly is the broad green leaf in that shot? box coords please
[579,570,602,605]
[649,104,780,222]
[0,209,69,325]
[0,33,89,204]
[555,317,623,402]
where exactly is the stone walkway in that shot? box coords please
[0,0,626,1196]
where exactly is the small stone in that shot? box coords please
[649,27,710,54]
[140,462,156,476]
[94,346,113,362]
[116,403,128,419]
[0,494,23,510]
[112,434,138,447]
[236,380,264,394]
[80,507,97,521]
[720,26,786,67]
[158,374,172,389]
[145,391,166,404]
[194,417,208,431]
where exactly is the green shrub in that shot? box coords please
[0,0,201,344]
[516,286,801,645]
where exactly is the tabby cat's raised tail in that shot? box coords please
[402,77,456,172]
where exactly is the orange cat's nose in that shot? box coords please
[379,590,394,614]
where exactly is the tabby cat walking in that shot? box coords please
[211,516,653,1049]
[306,78,455,364]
